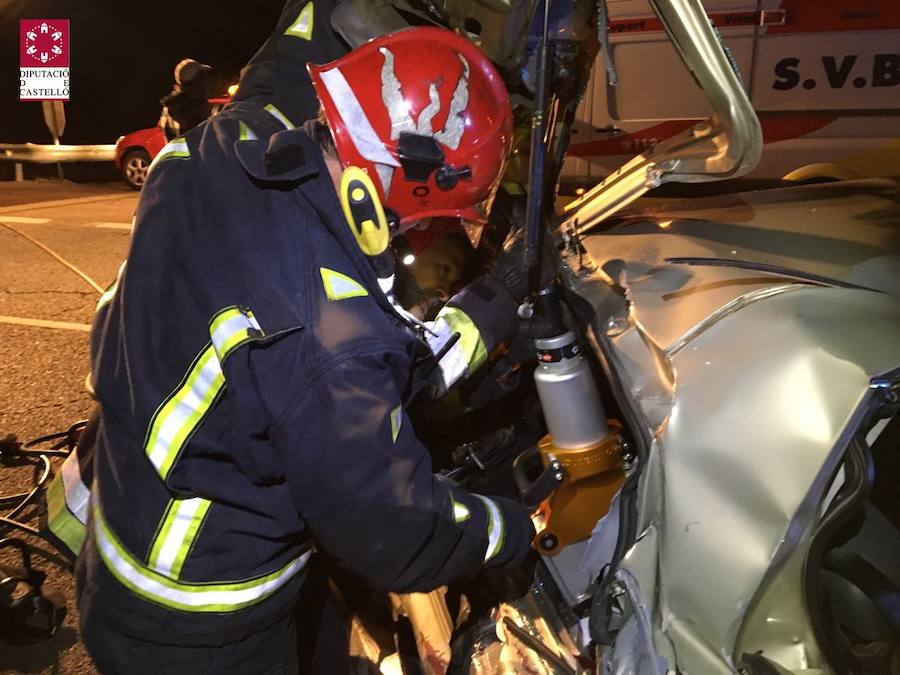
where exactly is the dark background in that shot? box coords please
[1,1,284,145]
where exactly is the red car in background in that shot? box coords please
[114,90,233,190]
[114,127,167,190]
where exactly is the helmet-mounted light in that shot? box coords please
[391,234,416,265]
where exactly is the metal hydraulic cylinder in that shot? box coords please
[534,332,609,448]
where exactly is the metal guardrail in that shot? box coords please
[0,143,116,164]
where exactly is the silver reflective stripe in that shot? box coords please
[433,55,469,151]
[375,164,394,198]
[380,47,417,139]
[476,496,505,563]
[210,308,262,362]
[94,504,310,613]
[377,274,395,295]
[436,342,468,391]
[379,47,468,150]
[60,450,90,525]
[148,138,189,173]
[426,314,468,390]
[318,67,399,168]
[47,448,91,555]
[144,346,223,478]
[435,306,487,374]
[382,292,468,392]
[264,104,294,130]
[147,497,211,579]
[144,307,262,479]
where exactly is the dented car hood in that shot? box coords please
[562,178,900,673]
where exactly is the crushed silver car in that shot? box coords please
[419,0,900,672]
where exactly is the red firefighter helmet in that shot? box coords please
[308,27,512,230]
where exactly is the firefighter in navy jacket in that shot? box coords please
[66,4,535,673]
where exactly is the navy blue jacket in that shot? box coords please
[73,0,533,644]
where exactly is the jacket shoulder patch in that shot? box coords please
[320,267,368,301]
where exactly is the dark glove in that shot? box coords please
[486,226,530,302]
[445,228,559,358]
[443,229,527,356]
[487,226,561,304]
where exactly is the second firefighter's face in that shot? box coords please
[408,234,468,302]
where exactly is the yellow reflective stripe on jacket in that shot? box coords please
[422,306,487,392]
[390,405,402,443]
[147,497,211,579]
[93,503,310,613]
[209,306,262,362]
[436,306,487,374]
[96,282,117,311]
[148,138,190,173]
[96,260,127,312]
[46,450,91,555]
[475,496,505,563]
[264,103,294,130]
[143,306,262,480]
[238,120,257,141]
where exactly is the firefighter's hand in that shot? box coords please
[487,227,529,302]
[488,227,560,304]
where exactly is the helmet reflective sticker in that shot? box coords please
[308,27,513,226]
[319,67,398,168]
[380,47,469,151]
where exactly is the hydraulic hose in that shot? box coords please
[524,0,552,296]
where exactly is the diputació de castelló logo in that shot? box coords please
[20,19,70,101]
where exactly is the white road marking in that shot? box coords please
[0,193,135,215]
[0,215,51,224]
[0,315,92,332]
[92,222,132,231]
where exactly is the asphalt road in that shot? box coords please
[0,180,137,674]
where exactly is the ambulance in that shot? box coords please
[563,0,900,187]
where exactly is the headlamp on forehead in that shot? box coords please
[391,235,416,266]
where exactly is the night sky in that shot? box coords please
[1,1,284,144]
